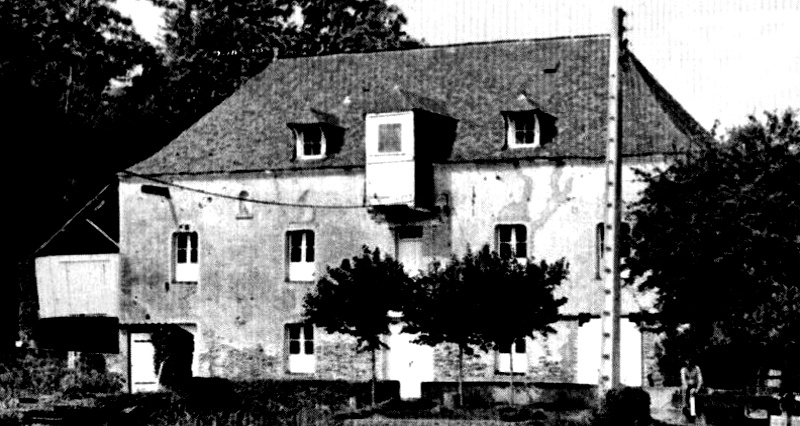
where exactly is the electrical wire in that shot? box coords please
[122,170,368,209]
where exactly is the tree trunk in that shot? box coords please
[458,344,464,407]
[371,348,377,406]
[508,344,515,406]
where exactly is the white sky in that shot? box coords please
[114,0,800,132]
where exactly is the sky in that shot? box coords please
[113,0,800,132]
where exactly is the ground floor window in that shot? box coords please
[286,323,315,374]
[496,338,528,374]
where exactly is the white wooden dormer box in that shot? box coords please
[365,87,457,211]
[365,111,416,207]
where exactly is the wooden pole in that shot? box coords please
[599,6,625,393]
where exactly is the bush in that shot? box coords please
[593,386,651,426]
[96,379,400,426]
[0,352,64,399]
[0,351,123,402]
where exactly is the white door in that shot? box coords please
[397,227,424,276]
[576,318,643,386]
[387,323,433,399]
[130,333,159,393]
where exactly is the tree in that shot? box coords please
[0,0,157,355]
[626,109,800,389]
[403,256,486,407]
[406,246,568,405]
[474,246,568,404]
[303,246,411,405]
[285,0,424,56]
[139,0,426,148]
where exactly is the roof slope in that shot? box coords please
[132,35,706,176]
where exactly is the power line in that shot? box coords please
[122,170,368,209]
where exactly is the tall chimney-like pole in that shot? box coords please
[599,5,626,393]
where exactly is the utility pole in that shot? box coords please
[599,6,626,393]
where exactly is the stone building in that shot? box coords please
[37,34,706,397]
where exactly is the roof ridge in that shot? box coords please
[277,33,610,62]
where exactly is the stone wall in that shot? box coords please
[431,321,578,383]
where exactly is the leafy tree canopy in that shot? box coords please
[303,246,411,353]
[626,109,800,386]
[286,0,424,56]
[136,0,426,142]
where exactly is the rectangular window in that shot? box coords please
[595,222,631,279]
[288,230,315,281]
[497,338,528,374]
[496,225,527,259]
[596,223,605,280]
[302,127,323,157]
[506,113,540,148]
[378,123,402,153]
[396,226,424,276]
[514,116,537,145]
[286,323,315,374]
[173,231,199,282]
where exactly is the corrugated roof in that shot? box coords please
[131,35,707,176]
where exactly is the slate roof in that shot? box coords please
[131,35,707,176]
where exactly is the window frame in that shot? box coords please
[285,323,315,374]
[505,112,541,149]
[172,227,199,283]
[377,122,403,154]
[293,125,327,160]
[495,224,528,261]
[287,230,316,282]
[595,221,631,280]
[395,226,424,276]
[496,338,528,374]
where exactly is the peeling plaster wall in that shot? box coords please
[441,160,657,316]
[119,158,660,385]
[119,169,395,381]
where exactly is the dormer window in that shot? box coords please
[287,108,344,161]
[500,94,557,149]
[505,112,541,148]
[291,124,326,160]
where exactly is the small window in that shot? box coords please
[497,338,528,374]
[506,113,540,148]
[378,123,402,153]
[173,229,199,282]
[496,225,527,260]
[293,126,326,159]
[287,230,315,281]
[286,323,315,374]
[595,222,631,279]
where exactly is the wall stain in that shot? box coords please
[497,171,533,222]
[529,166,574,234]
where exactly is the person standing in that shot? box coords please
[681,358,704,423]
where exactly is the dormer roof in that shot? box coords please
[287,108,342,126]
[363,86,451,117]
[499,93,555,119]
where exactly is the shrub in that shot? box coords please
[0,351,123,402]
[593,386,651,426]
[0,352,65,399]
